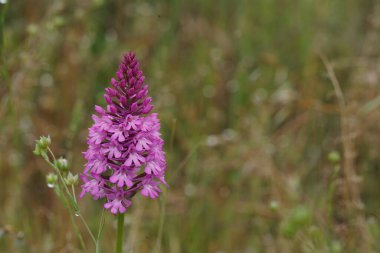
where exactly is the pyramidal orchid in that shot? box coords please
[81,52,168,215]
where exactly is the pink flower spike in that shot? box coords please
[81,52,168,214]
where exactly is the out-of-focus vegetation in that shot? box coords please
[1,0,380,252]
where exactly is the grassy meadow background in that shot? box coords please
[1,0,380,252]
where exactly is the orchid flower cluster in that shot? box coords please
[81,52,167,214]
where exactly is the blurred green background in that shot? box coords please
[1,0,380,252]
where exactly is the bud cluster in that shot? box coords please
[33,136,79,188]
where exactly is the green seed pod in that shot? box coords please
[46,173,58,188]
[38,136,51,149]
[33,144,43,156]
[55,157,68,172]
[65,172,79,186]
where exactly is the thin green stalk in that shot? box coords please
[54,184,86,249]
[71,184,78,204]
[71,184,97,244]
[155,192,166,253]
[78,213,97,245]
[116,213,125,253]
[96,208,106,253]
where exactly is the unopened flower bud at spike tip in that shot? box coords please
[81,52,168,214]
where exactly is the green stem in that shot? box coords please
[71,184,78,204]
[54,185,86,249]
[78,213,97,244]
[155,194,166,253]
[96,208,106,253]
[116,213,125,253]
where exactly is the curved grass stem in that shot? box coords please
[96,208,106,253]
[46,147,97,246]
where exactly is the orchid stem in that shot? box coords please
[116,213,125,253]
